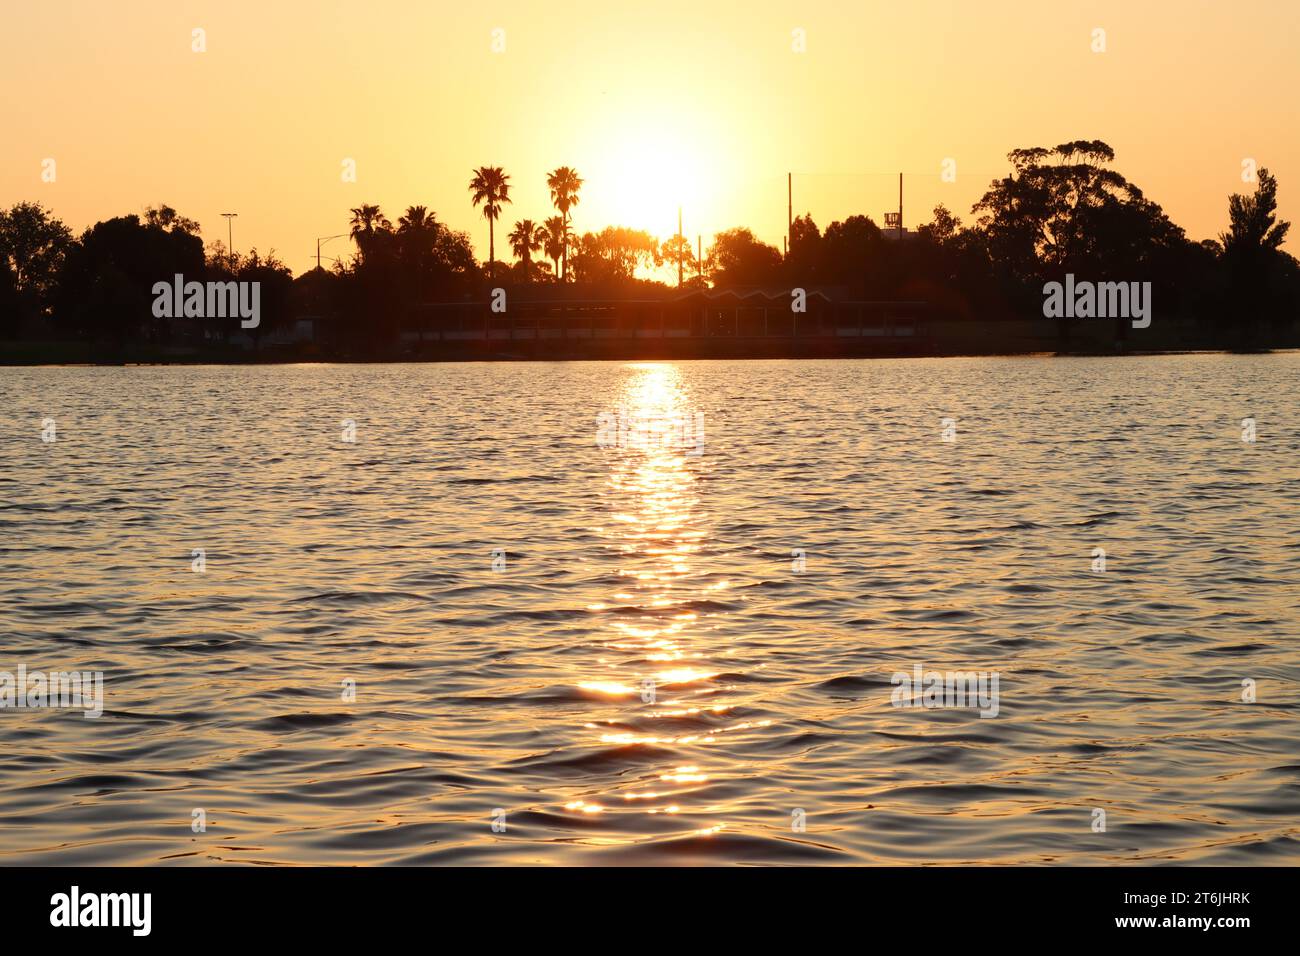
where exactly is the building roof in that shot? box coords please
[671,287,836,303]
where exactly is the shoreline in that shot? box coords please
[2,344,1290,367]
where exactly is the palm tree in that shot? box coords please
[508,220,543,281]
[468,167,512,280]
[395,205,439,269]
[348,204,390,259]
[397,205,436,235]
[546,166,583,281]
[540,216,566,280]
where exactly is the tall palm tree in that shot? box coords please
[468,167,512,280]
[546,166,583,281]
[508,220,543,281]
[348,204,390,259]
[540,216,566,280]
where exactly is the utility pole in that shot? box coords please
[221,212,238,269]
[677,206,683,287]
[697,235,702,282]
[787,172,792,258]
[898,173,903,241]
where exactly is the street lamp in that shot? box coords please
[221,212,238,269]
[316,233,348,271]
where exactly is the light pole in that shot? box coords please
[677,207,683,287]
[316,233,348,271]
[221,212,238,270]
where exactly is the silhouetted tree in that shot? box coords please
[546,166,583,281]
[203,247,294,347]
[973,141,1191,347]
[290,266,340,344]
[0,258,19,338]
[660,234,697,286]
[917,204,961,245]
[786,213,822,281]
[393,206,475,294]
[570,227,659,283]
[55,212,204,345]
[0,201,74,330]
[539,216,566,280]
[508,220,542,281]
[1220,169,1290,257]
[469,167,511,281]
[348,204,392,261]
[706,228,782,286]
[397,205,436,238]
[819,215,883,290]
[1218,169,1292,347]
[145,205,201,235]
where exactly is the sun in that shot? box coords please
[604,130,700,238]
[579,110,722,242]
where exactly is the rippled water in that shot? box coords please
[1,355,1298,865]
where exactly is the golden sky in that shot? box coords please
[2,0,1296,274]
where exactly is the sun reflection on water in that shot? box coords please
[570,363,727,836]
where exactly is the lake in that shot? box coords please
[1,355,1297,864]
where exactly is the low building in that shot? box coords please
[400,286,929,346]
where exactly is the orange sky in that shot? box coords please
[2,0,1296,275]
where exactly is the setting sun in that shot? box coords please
[579,111,724,241]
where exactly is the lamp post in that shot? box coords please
[316,233,348,271]
[221,212,238,270]
[677,207,683,288]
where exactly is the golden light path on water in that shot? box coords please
[573,363,743,839]
[4,357,1298,864]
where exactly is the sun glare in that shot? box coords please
[581,110,722,241]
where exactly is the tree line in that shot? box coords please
[0,141,1295,354]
